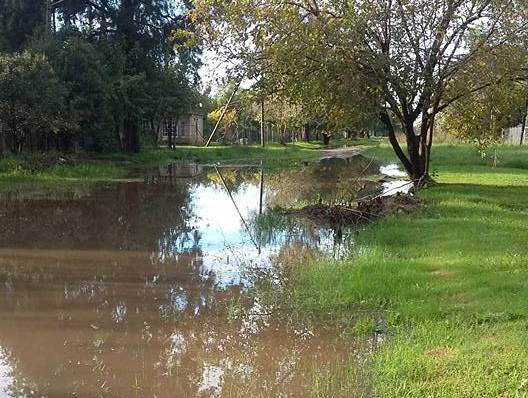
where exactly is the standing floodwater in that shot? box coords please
[0,156,405,397]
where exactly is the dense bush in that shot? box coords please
[0,0,201,156]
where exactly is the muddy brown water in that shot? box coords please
[0,156,407,398]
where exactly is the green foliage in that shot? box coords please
[274,142,528,397]
[46,164,121,179]
[0,160,123,194]
[0,51,68,153]
[441,46,528,149]
[0,141,325,195]
[352,317,376,337]
[194,0,528,179]
[207,85,263,141]
[0,0,45,52]
[312,360,370,398]
[110,141,326,167]
[31,33,118,151]
[0,1,201,155]
[368,142,528,171]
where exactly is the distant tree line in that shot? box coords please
[206,84,383,146]
[0,0,201,156]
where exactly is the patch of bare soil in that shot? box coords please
[290,193,422,227]
[426,347,457,360]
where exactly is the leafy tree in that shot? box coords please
[0,1,202,154]
[0,51,68,153]
[441,81,526,149]
[0,1,202,155]
[194,0,527,183]
[0,0,45,52]
[142,64,197,148]
[441,43,528,148]
[49,0,201,152]
[207,85,259,142]
[31,32,117,151]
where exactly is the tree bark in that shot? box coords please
[301,124,311,142]
[520,99,527,146]
[0,124,5,158]
[379,111,433,185]
[167,120,173,149]
[380,112,413,175]
[150,119,157,146]
[117,0,141,153]
[404,122,423,181]
[322,132,331,145]
[123,114,140,153]
[425,104,438,176]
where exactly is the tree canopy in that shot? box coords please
[0,0,201,155]
[194,0,528,182]
[0,51,68,153]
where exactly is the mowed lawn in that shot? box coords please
[285,144,528,397]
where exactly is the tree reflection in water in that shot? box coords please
[0,158,387,397]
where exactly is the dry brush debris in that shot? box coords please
[289,193,422,228]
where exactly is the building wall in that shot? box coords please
[174,114,204,145]
[504,125,526,145]
[156,114,205,146]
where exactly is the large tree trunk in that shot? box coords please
[403,122,424,181]
[520,99,527,146]
[16,133,24,154]
[167,120,173,149]
[150,119,157,146]
[0,124,5,158]
[322,132,331,145]
[380,112,431,185]
[425,110,437,176]
[117,0,141,153]
[301,124,311,142]
[123,114,140,153]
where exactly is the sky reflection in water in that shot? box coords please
[0,156,405,397]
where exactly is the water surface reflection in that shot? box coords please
[0,155,403,397]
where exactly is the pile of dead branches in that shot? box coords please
[289,193,422,227]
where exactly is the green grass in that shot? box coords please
[278,141,528,397]
[0,141,328,194]
[0,141,332,193]
[104,141,327,168]
[0,159,125,194]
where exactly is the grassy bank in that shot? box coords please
[0,142,328,193]
[104,141,326,167]
[281,143,528,397]
[0,159,125,194]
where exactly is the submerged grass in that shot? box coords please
[280,142,528,397]
[312,359,371,398]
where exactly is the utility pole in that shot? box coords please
[260,97,265,147]
[205,82,240,147]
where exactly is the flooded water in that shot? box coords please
[0,155,406,397]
